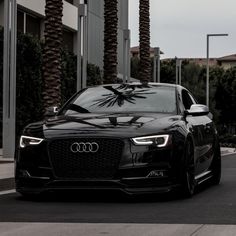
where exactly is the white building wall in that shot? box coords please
[17,0,45,16]
[0,0,129,75]
[88,0,128,75]
[87,0,104,69]
[17,0,78,31]
[117,0,128,74]
[0,0,4,26]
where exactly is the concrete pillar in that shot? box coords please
[3,0,17,159]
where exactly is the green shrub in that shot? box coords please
[16,33,43,135]
[0,28,102,147]
[61,49,77,103]
[87,63,102,86]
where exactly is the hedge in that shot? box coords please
[0,27,102,146]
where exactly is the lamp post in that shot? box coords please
[175,57,178,84]
[206,34,228,107]
[178,59,182,85]
[123,29,131,83]
[77,4,88,91]
[175,57,182,85]
[153,47,161,83]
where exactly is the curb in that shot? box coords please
[0,161,14,164]
[0,157,14,163]
[222,152,236,157]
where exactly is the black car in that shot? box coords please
[15,83,221,197]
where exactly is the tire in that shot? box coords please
[211,142,221,185]
[181,139,196,198]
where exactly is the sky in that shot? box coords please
[129,0,236,59]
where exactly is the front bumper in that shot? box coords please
[15,172,180,195]
[15,136,184,196]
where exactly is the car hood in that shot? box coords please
[38,113,182,139]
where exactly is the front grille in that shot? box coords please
[48,138,124,179]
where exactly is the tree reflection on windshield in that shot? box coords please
[91,84,156,108]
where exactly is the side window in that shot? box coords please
[182,90,195,110]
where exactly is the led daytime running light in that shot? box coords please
[132,135,169,147]
[20,136,44,148]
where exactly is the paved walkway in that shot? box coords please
[0,149,15,191]
[1,223,236,236]
[221,147,236,156]
[0,163,14,179]
[0,149,14,180]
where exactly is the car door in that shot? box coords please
[181,89,213,175]
[199,112,215,173]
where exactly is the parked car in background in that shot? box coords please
[15,83,221,198]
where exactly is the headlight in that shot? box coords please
[20,135,44,148]
[131,134,170,147]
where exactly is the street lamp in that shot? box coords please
[77,4,88,91]
[123,29,131,83]
[175,57,182,85]
[206,34,228,107]
[153,47,162,83]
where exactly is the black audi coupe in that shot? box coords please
[15,83,221,197]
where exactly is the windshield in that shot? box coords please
[61,84,177,115]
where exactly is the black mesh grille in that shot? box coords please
[48,138,124,179]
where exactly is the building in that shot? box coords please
[217,54,236,69]
[87,0,128,72]
[184,58,217,67]
[130,46,164,58]
[162,54,236,70]
[0,0,129,74]
[161,58,218,67]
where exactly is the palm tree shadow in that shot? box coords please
[91,84,156,108]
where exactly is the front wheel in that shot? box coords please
[211,143,221,185]
[181,140,196,198]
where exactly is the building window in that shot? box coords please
[17,10,41,39]
[17,10,24,33]
[63,29,74,52]
[26,14,40,39]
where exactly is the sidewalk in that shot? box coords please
[221,147,236,156]
[0,150,15,191]
[0,147,236,192]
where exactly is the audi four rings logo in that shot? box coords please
[70,142,99,153]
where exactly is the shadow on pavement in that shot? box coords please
[15,180,214,203]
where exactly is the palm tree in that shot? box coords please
[103,0,118,84]
[42,0,63,110]
[139,0,151,83]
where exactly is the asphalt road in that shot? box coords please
[0,154,236,225]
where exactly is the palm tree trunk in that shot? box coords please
[42,0,63,110]
[139,0,151,83]
[103,0,118,84]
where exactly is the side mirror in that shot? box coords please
[185,104,209,117]
[44,106,58,118]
